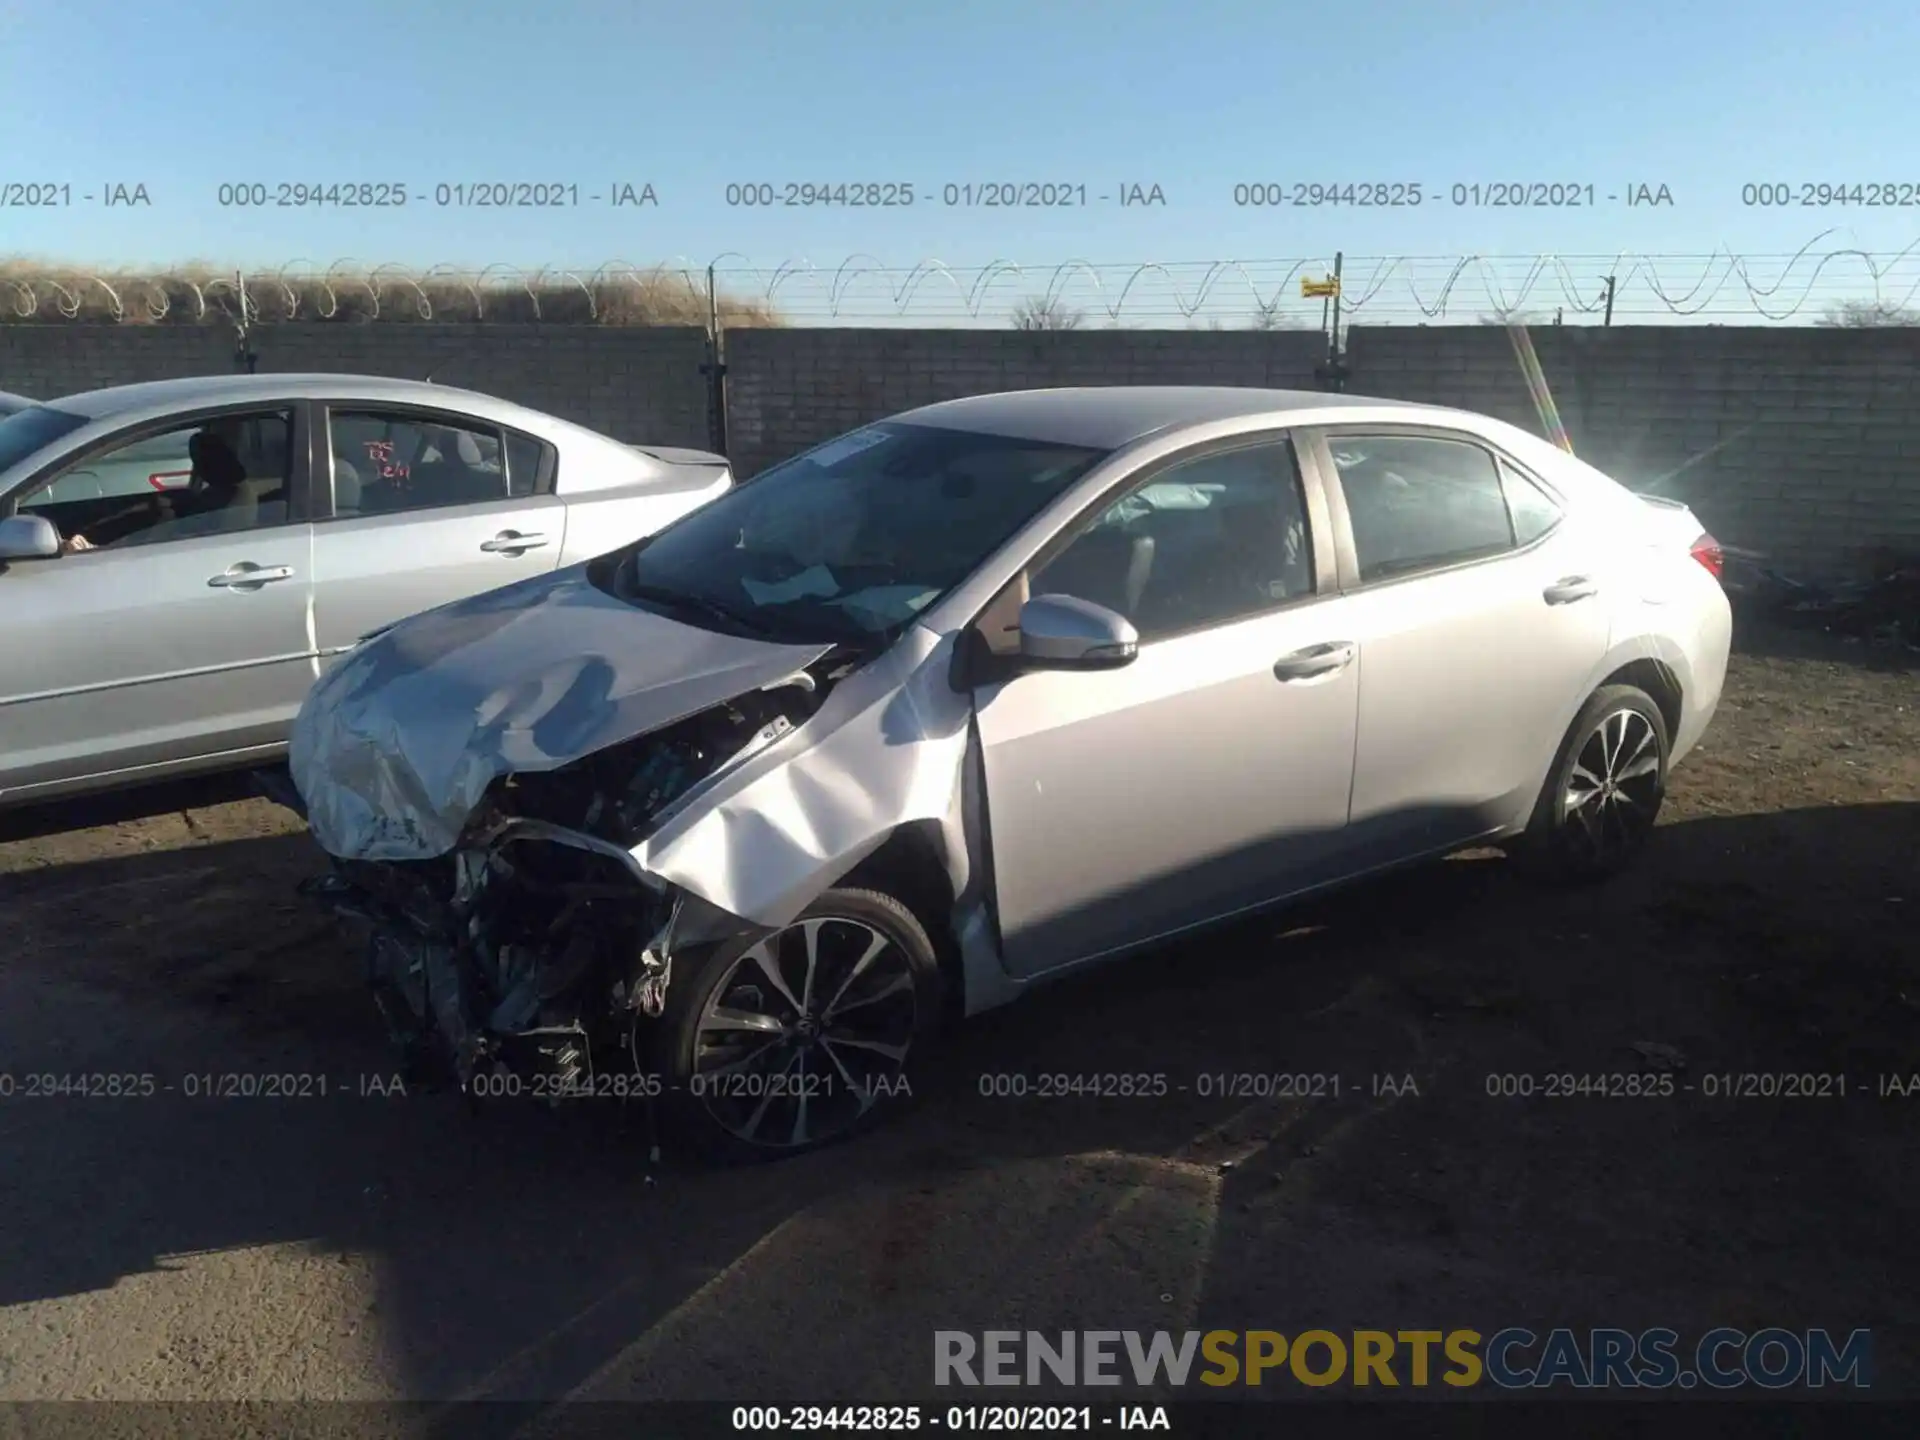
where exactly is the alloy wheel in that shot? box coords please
[1561,707,1663,866]
[691,916,919,1150]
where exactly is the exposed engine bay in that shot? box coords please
[296,658,850,1099]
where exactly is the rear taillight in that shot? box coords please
[1690,531,1724,580]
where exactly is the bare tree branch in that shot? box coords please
[1010,294,1084,330]
[1817,299,1920,327]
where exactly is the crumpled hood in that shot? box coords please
[290,566,833,861]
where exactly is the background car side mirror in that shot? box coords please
[1017,593,1139,669]
[0,514,61,562]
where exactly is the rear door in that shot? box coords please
[0,405,316,798]
[1303,426,1612,857]
[307,404,568,661]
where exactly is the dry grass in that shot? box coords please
[0,258,781,327]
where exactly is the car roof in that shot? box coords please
[892,386,1455,450]
[42,373,546,426]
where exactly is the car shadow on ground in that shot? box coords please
[1,793,1915,1406]
[0,770,267,845]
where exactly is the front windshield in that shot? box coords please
[608,422,1110,644]
[0,405,89,482]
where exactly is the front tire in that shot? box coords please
[648,886,944,1162]
[1513,684,1670,882]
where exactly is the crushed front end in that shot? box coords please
[296,674,833,1099]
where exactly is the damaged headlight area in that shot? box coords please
[298,675,832,1100]
[489,678,812,845]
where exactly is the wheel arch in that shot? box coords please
[1595,653,1684,745]
[1510,634,1691,836]
[833,819,970,1024]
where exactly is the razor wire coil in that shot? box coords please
[3,233,1918,326]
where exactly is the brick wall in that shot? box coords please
[1345,325,1920,578]
[0,324,713,449]
[719,327,1327,480]
[725,325,1920,578]
[6,321,1917,578]
[0,326,233,397]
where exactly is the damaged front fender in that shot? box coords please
[630,625,979,930]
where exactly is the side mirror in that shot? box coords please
[0,514,61,561]
[1017,593,1139,669]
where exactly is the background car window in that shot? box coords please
[1500,460,1563,546]
[1031,439,1313,642]
[327,411,509,516]
[506,431,546,497]
[1329,435,1514,582]
[18,409,294,549]
[0,404,90,475]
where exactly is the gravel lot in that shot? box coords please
[1,622,1915,1406]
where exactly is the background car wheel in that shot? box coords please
[1514,683,1670,882]
[649,886,944,1163]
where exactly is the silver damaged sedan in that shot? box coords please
[0,374,731,806]
[288,387,1733,1160]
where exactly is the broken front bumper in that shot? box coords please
[296,808,771,1086]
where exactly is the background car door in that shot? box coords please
[308,405,568,661]
[970,437,1360,978]
[0,407,314,799]
[1309,428,1613,856]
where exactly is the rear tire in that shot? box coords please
[1512,684,1669,883]
[648,886,944,1163]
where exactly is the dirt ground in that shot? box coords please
[0,619,1916,1407]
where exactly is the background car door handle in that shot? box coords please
[1273,641,1356,681]
[206,563,295,590]
[480,531,548,554]
[1544,576,1599,604]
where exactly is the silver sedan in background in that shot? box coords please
[0,374,732,807]
[288,386,1733,1162]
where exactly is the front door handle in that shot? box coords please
[1273,641,1356,682]
[480,530,549,555]
[207,563,296,590]
[1544,576,1598,605]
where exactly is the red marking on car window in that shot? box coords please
[148,469,193,490]
[363,440,411,481]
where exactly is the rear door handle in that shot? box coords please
[207,563,296,590]
[1273,641,1356,681]
[480,530,548,555]
[1544,576,1598,604]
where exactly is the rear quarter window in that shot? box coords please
[506,431,548,496]
[1500,461,1563,545]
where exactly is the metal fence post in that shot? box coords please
[1314,251,1350,392]
[700,262,729,456]
[233,269,258,373]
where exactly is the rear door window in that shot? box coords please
[1326,434,1515,583]
[326,410,511,516]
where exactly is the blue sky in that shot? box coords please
[4,0,1918,320]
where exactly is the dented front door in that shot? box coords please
[972,598,1360,979]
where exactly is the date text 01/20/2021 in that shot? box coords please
[730,1405,1172,1431]
[1230,181,1675,207]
